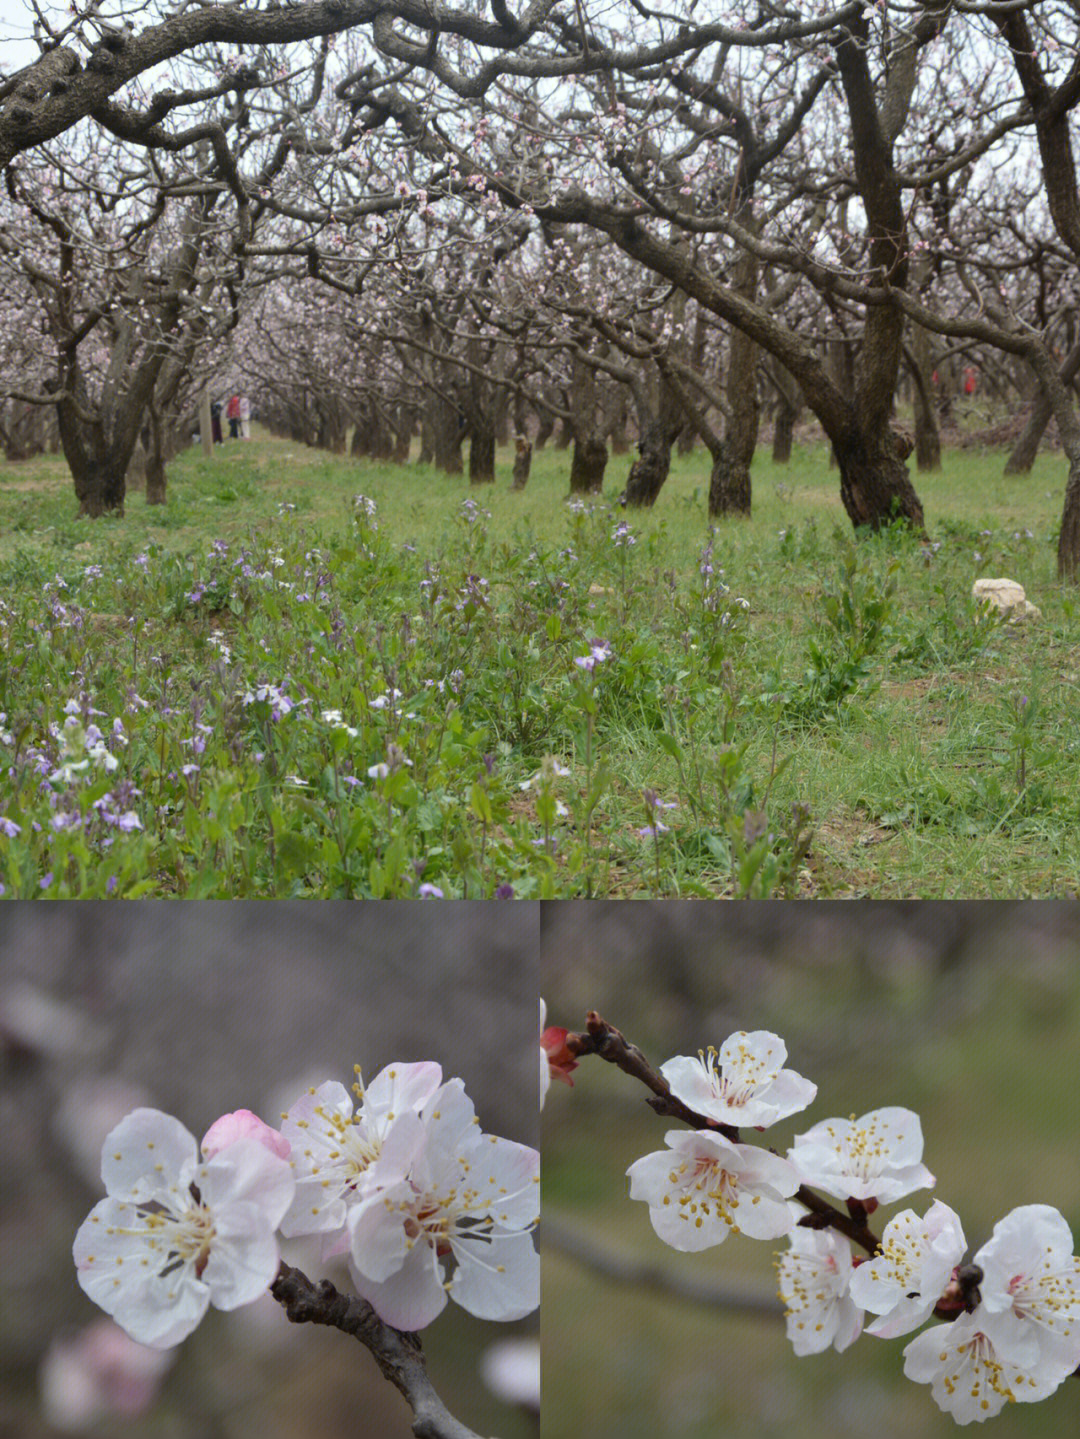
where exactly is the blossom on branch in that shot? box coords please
[73,1109,295,1348]
[626,1129,799,1251]
[776,1225,864,1355]
[973,1204,1080,1379]
[788,1106,935,1204]
[278,1062,442,1241]
[660,1030,816,1128]
[848,1200,967,1338]
[903,1311,1062,1423]
[346,1079,540,1329]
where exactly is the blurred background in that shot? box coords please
[0,903,539,1439]
[541,901,1080,1439]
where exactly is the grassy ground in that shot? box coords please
[0,431,1076,896]
[541,948,1080,1439]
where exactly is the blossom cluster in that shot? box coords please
[74,1062,539,1348]
[611,1029,1080,1425]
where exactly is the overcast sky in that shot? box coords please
[1,0,44,69]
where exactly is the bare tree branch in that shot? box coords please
[270,1263,483,1439]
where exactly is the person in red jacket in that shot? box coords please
[226,394,241,439]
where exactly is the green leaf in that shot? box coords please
[656,731,683,762]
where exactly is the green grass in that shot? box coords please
[0,431,1077,896]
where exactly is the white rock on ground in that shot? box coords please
[971,576,1041,621]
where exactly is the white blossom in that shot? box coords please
[776,1225,864,1355]
[849,1201,966,1338]
[73,1110,294,1348]
[347,1079,539,1328]
[627,1129,799,1251]
[661,1031,816,1129]
[788,1107,934,1204]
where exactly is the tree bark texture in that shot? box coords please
[834,429,925,532]
[431,397,464,474]
[468,426,496,483]
[511,435,532,490]
[569,436,608,493]
[622,417,673,507]
[907,314,942,471]
[772,398,796,463]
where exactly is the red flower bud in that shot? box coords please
[541,1027,579,1087]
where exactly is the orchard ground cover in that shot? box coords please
[0,431,1077,898]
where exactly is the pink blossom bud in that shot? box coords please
[201,1109,290,1159]
[540,1027,578,1087]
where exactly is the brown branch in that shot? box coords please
[270,1263,482,1439]
[566,1010,740,1136]
[791,1187,881,1256]
[566,1011,883,1256]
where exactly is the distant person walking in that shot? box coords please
[239,395,251,439]
[210,399,224,445]
[226,393,241,439]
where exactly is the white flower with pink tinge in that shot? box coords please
[974,1204,1080,1380]
[626,1129,799,1251]
[849,1200,967,1338]
[776,1225,864,1355]
[278,1061,442,1242]
[787,1107,935,1204]
[661,1030,817,1129]
[73,1109,295,1348]
[346,1079,539,1329]
[903,1312,1062,1423]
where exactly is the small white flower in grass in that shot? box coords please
[848,1200,966,1337]
[347,1079,539,1329]
[626,1129,799,1251]
[72,1109,294,1348]
[661,1030,816,1129]
[974,1204,1080,1378]
[788,1107,934,1203]
[903,1312,1060,1422]
[776,1225,863,1355]
[279,1062,442,1242]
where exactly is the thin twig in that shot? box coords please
[565,1011,740,1137]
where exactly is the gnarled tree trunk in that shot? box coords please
[834,427,924,531]
[510,435,532,490]
[709,240,759,517]
[1004,340,1080,474]
[569,436,608,493]
[431,396,464,474]
[772,397,797,463]
[145,407,167,506]
[623,417,673,507]
[468,426,496,483]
